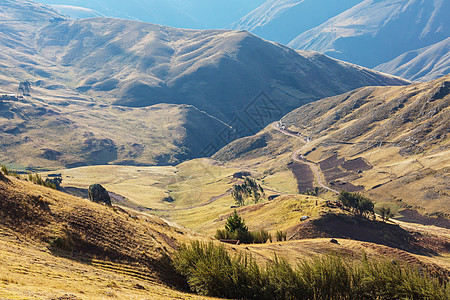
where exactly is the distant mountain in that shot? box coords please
[35,0,265,29]
[0,0,409,168]
[289,0,450,68]
[375,38,450,82]
[33,18,407,132]
[50,5,105,19]
[229,0,363,45]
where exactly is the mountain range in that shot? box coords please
[35,0,266,29]
[0,0,408,169]
[35,0,450,82]
[375,37,450,82]
[287,0,449,70]
[229,0,363,45]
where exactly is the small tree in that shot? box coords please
[225,210,248,234]
[339,191,374,219]
[232,185,246,206]
[378,206,394,222]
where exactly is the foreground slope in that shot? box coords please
[375,37,450,82]
[214,76,450,217]
[0,171,209,298]
[289,0,449,69]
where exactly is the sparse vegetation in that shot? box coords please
[215,210,271,244]
[173,241,449,299]
[378,206,395,222]
[27,172,61,190]
[1,164,9,175]
[304,186,320,196]
[339,191,375,219]
[231,177,265,206]
[275,230,287,242]
[0,164,19,178]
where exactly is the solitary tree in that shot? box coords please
[225,210,248,233]
[378,206,395,222]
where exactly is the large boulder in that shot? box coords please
[88,184,111,206]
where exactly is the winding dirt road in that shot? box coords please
[272,123,339,194]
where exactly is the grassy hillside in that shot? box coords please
[0,0,412,169]
[2,170,448,298]
[214,76,450,217]
[0,93,234,168]
[3,0,408,128]
[0,171,215,298]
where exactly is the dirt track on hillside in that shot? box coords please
[271,123,339,194]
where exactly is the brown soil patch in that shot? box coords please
[288,162,314,193]
[341,157,372,172]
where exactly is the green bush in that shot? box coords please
[215,211,270,244]
[339,191,375,219]
[275,230,287,242]
[172,241,449,300]
[252,230,271,244]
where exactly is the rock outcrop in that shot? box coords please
[88,184,111,206]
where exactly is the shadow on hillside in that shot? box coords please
[396,209,450,230]
[61,186,89,199]
[292,213,449,256]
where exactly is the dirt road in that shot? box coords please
[272,122,339,194]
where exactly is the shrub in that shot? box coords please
[275,230,287,242]
[378,206,395,222]
[339,191,375,218]
[215,211,270,244]
[173,242,449,300]
[1,164,8,176]
[252,230,271,244]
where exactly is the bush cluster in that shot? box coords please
[215,210,271,244]
[28,172,61,190]
[232,177,265,206]
[339,191,375,218]
[173,241,449,300]
[1,164,18,177]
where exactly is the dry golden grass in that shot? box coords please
[1,172,448,298]
[0,175,215,298]
[0,226,210,299]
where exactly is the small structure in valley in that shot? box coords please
[88,184,111,206]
